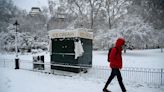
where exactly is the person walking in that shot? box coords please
[103,38,126,92]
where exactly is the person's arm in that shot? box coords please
[109,48,117,62]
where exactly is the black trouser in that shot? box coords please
[104,68,126,92]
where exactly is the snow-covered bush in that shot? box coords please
[0,29,48,52]
[93,14,159,50]
[118,14,158,49]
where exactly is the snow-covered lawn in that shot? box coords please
[93,49,164,68]
[0,49,164,92]
[0,67,164,92]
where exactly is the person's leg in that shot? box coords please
[116,69,126,92]
[103,69,115,90]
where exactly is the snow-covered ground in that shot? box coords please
[0,67,164,92]
[0,49,164,92]
[93,49,164,68]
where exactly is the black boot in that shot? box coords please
[103,88,111,92]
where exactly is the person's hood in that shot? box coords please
[115,38,125,47]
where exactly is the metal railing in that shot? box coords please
[0,59,163,86]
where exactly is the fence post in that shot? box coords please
[79,65,82,77]
[161,69,163,85]
[4,59,5,67]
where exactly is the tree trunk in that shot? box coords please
[108,17,112,29]
[90,10,94,29]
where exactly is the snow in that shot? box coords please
[123,49,164,68]
[0,49,164,92]
[93,49,164,68]
[0,67,164,92]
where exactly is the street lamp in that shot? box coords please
[13,20,19,69]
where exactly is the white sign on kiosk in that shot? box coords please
[48,28,93,39]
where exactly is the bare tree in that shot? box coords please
[88,0,103,29]
[67,0,90,28]
[0,0,17,32]
[104,0,131,29]
[105,0,112,29]
[67,0,87,17]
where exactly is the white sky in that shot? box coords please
[13,0,49,12]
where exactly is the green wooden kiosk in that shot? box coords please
[48,28,93,73]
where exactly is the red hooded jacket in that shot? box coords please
[109,38,125,69]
